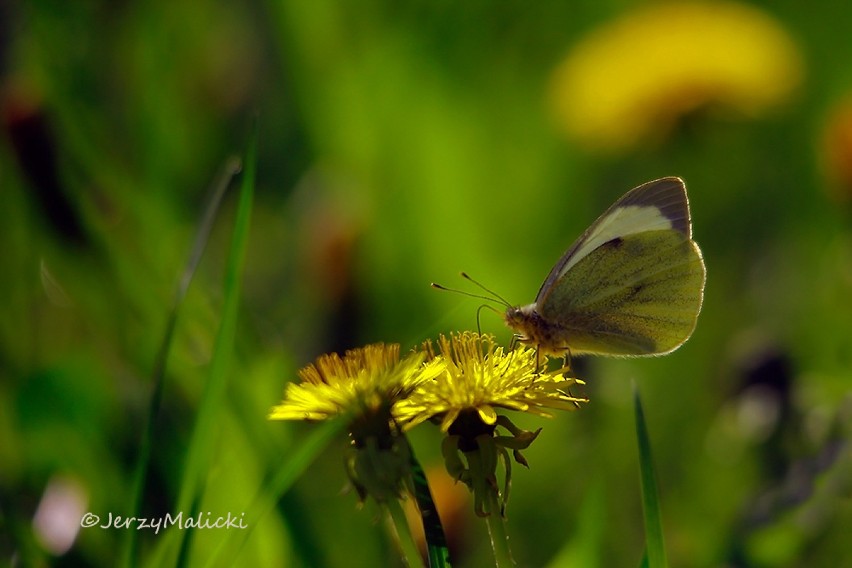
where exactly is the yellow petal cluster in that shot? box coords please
[269,343,428,421]
[394,333,586,432]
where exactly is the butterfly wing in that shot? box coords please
[535,177,692,304]
[538,229,706,356]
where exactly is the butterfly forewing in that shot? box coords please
[538,230,705,356]
[535,177,691,305]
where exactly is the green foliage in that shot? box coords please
[3,1,852,567]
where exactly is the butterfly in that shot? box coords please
[503,177,705,358]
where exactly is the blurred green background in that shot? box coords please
[2,1,851,566]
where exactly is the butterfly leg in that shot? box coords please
[508,333,524,352]
[558,348,583,408]
[561,348,573,375]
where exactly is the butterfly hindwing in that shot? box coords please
[538,229,705,356]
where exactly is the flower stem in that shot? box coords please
[409,447,453,567]
[483,480,515,567]
[383,499,426,568]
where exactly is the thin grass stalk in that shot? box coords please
[167,126,257,566]
[384,498,427,568]
[634,384,668,568]
[204,417,347,567]
[120,158,240,568]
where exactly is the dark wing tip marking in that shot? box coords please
[621,177,692,237]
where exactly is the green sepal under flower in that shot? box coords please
[441,412,542,516]
[345,425,414,503]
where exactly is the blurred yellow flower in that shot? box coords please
[550,1,803,152]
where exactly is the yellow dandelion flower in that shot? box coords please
[550,1,803,152]
[269,343,436,502]
[394,333,586,517]
[269,343,426,422]
[395,332,586,432]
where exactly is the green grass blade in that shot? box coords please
[205,417,347,567]
[120,157,240,568]
[409,448,453,568]
[168,126,257,565]
[546,480,604,568]
[633,384,668,568]
[384,499,427,568]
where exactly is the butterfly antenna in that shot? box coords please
[431,282,502,305]
[460,272,513,307]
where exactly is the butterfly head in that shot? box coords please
[504,304,570,357]
[503,303,534,329]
